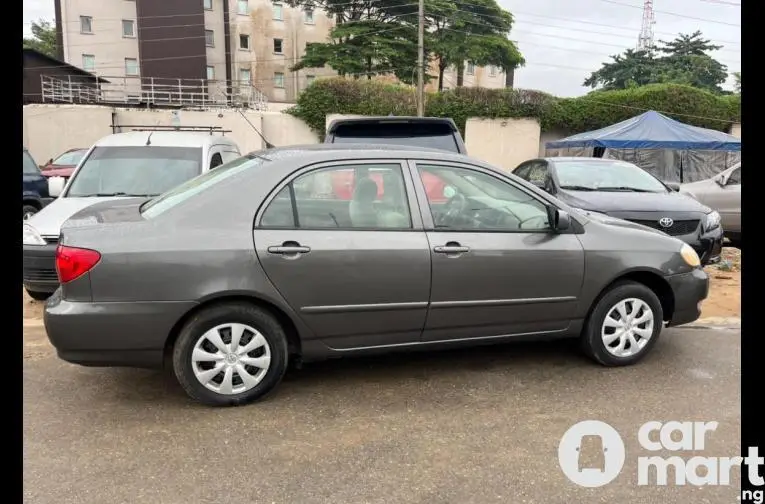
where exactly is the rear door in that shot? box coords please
[408,160,585,342]
[252,159,432,350]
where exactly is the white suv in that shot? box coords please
[23,130,241,299]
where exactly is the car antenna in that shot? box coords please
[237,109,274,149]
[145,131,154,146]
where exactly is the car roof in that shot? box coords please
[241,143,465,163]
[542,157,624,163]
[93,131,238,149]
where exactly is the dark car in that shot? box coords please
[513,157,724,265]
[45,145,708,407]
[23,148,52,220]
[40,147,89,180]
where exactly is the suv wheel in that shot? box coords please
[581,281,663,366]
[23,204,39,220]
[172,302,289,407]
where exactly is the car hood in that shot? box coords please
[24,196,127,237]
[557,189,710,213]
[679,178,716,194]
[578,210,669,237]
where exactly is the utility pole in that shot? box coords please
[416,0,425,117]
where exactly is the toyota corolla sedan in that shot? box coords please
[44,145,709,407]
[513,157,724,265]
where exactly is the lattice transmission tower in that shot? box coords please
[637,0,656,51]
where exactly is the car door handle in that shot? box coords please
[433,243,470,254]
[267,243,311,255]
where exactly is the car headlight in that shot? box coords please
[703,210,721,232]
[23,224,46,246]
[680,243,701,268]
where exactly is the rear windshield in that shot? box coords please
[66,146,203,198]
[330,122,460,152]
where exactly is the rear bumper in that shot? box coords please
[44,289,197,368]
[665,268,709,327]
[23,243,58,294]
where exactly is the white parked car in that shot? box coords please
[23,130,242,300]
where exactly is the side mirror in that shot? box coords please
[48,176,65,197]
[714,175,726,187]
[665,182,680,192]
[547,206,570,232]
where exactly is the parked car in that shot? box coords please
[39,148,89,180]
[679,162,740,249]
[23,130,241,300]
[44,145,709,407]
[512,157,724,265]
[23,148,52,220]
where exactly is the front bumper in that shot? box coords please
[690,226,724,266]
[22,243,59,294]
[44,288,197,369]
[665,268,709,327]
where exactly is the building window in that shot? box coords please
[304,9,314,24]
[203,0,213,9]
[240,68,251,83]
[205,30,215,47]
[466,62,475,75]
[82,54,95,72]
[238,0,249,15]
[125,58,139,76]
[274,72,285,88]
[80,16,93,34]
[489,65,497,77]
[122,19,135,38]
[273,38,283,54]
[306,74,316,86]
[239,34,250,50]
[206,66,215,80]
[273,3,283,20]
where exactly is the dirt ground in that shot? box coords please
[22,247,741,323]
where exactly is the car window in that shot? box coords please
[330,123,460,153]
[513,163,532,180]
[417,164,550,232]
[210,152,223,170]
[727,166,741,185]
[23,151,40,175]
[52,149,88,166]
[260,163,412,230]
[554,160,667,192]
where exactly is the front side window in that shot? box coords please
[66,146,203,198]
[260,163,412,230]
[417,164,550,232]
[727,166,741,185]
[554,160,668,193]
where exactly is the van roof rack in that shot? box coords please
[110,124,231,135]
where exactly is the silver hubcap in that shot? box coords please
[601,298,654,358]
[191,323,271,395]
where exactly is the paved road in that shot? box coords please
[24,324,741,504]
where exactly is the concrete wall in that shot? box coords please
[22,104,319,163]
[465,118,541,172]
[730,123,741,138]
[539,129,570,156]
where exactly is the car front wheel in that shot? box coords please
[172,302,289,407]
[581,281,664,366]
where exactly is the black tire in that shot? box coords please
[172,302,289,407]
[23,204,39,220]
[580,281,664,367]
[25,288,51,301]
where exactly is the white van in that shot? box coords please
[23,129,241,299]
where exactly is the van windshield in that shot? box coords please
[66,146,202,197]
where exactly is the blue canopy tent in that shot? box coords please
[545,110,741,183]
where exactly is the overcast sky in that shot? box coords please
[22,0,740,97]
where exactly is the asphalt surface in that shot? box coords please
[23,324,741,504]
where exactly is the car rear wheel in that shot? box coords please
[581,281,663,366]
[172,303,289,407]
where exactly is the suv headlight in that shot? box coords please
[703,210,721,232]
[23,224,46,246]
[680,243,701,268]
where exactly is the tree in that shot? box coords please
[23,20,57,58]
[584,31,728,94]
[732,71,741,94]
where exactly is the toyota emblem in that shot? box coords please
[658,217,674,228]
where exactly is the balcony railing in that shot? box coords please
[40,75,269,110]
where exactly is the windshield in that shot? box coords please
[555,160,668,193]
[331,123,460,152]
[66,146,203,198]
[140,153,269,218]
[23,151,39,175]
[52,149,88,166]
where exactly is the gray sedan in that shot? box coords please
[44,145,709,407]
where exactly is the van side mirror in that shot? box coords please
[547,206,570,232]
[48,176,65,197]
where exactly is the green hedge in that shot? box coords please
[286,78,741,136]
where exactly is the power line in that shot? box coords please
[596,0,741,26]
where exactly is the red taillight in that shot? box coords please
[55,245,101,284]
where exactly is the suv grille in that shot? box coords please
[629,219,700,236]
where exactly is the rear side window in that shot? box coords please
[330,122,460,152]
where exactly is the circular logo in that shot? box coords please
[658,217,674,228]
[225,353,238,365]
[558,420,626,488]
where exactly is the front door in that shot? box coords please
[253,160,432,350]
[409,161,586,342]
